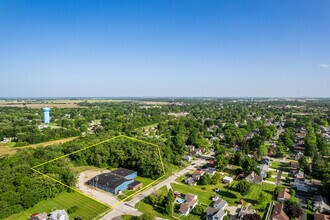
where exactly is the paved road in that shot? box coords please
[101,156,211,220]
[276,170,283,186]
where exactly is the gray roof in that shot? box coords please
[213,198,228,209]
[206,207,226,219]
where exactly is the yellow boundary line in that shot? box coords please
[31,135,166,213]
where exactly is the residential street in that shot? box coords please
[101,155,211,219]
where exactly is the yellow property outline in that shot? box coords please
[31,135,166,212]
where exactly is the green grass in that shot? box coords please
[171,180,275,218]
[266,177,276,182]
[135,186,201,220]
[244,183,275,209]
[0,142,16,147]
[5,191,109,220]
[135,176,155,186]
[270,161,281,169]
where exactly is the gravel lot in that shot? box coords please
[76,170,120,207]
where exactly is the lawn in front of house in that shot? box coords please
[270,161,281,169]
[5,191,109,220]
[171,181,242,206]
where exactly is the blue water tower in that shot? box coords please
[42,107,51,124]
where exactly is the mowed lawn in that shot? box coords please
[171,181,275,211]
[5,191,110,220]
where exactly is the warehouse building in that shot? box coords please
[87,168,142,194]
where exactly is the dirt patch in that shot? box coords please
[76,170,119,207]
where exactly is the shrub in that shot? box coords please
[67,206,79,214]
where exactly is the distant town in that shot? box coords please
[0,98,329,220]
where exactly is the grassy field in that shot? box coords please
[5,191,109,220]
[0,137,78,156]
[270,161,281,169]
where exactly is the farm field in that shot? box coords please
[5,191,110,220]
[0,136,78,156]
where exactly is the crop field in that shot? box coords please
[5,191,109,220]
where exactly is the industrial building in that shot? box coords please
[86,168,142,195]
[42,107,50,124]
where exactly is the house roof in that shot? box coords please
[213,198,228,209]
[223,176,233,181]
[179,198,197,214]
[193,170,205,176]
[185,193,197,201]
[314,214,330,220]
[206,207,226,219]
[271,204,289,220]
[245,171,262,184]
[278,188,291,200]
[111,168,136,177]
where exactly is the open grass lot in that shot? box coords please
[5,191,109,220]
[243,183,275,210]
[270,161,281,169]
[171,182,241,206]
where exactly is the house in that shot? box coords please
[184,155,193,162]
[50,210,69,220]
[29,213,48,220]
[271,203,289,220]
[238,206,256,219]
[185,177,197,186]
[290,181,309,192]
[277,188,291,202]
[294,170,305,181]
[179,194,198,216]
[314,214,330,220]
[261,156,271,165]
[288,161,300,170]
[87,168,141,194]
[259,164,269,179]
[294,151,304,160]
[212,196,219,202]
[187,145,205,156]
[203,167,216,176]
[222,176,233,184]
[213,198,228,209]
[314,196,330,213]
[245,171,263,184]
[192,170,205,180]
[205,207,227,220]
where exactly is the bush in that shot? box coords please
[67,206,79,214]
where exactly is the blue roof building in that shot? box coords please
[87,168,140,195]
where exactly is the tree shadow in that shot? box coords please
[263,190,274,196]
[219,190,238,199]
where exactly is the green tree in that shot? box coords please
[236,180,252,196]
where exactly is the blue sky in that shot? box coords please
[0,0,329,97]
